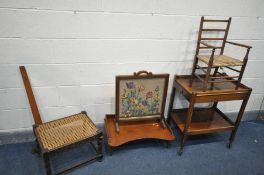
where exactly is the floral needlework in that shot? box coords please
[119,79,164,118]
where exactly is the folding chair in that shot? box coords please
[20,66,103,175]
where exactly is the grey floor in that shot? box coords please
[0,121,264,175]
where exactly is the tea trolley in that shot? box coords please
[167,74,252,155]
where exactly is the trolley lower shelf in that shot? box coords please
[170,107,235,135]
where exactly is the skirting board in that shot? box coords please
[0,110,263,145]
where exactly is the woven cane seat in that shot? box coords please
[197,55,243,67]
[35,113,100,151]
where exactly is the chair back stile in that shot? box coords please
[220,17,232,54]
[20,66,42,125]
[197,17,232,55]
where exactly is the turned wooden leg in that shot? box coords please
[203,48,215,91]
[32,139,41,155]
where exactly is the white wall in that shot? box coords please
[0,0,264,131]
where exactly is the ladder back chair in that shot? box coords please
[20,66,103,175]
[191,16,252,91]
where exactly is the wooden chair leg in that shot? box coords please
[210,67,219,89]
[203,78,208,91]
[191,57,198,76]
[97,135,103,162]
[203,48,215,91]
[43,153,52,175]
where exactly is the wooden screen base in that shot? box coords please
[104,114,175,154]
